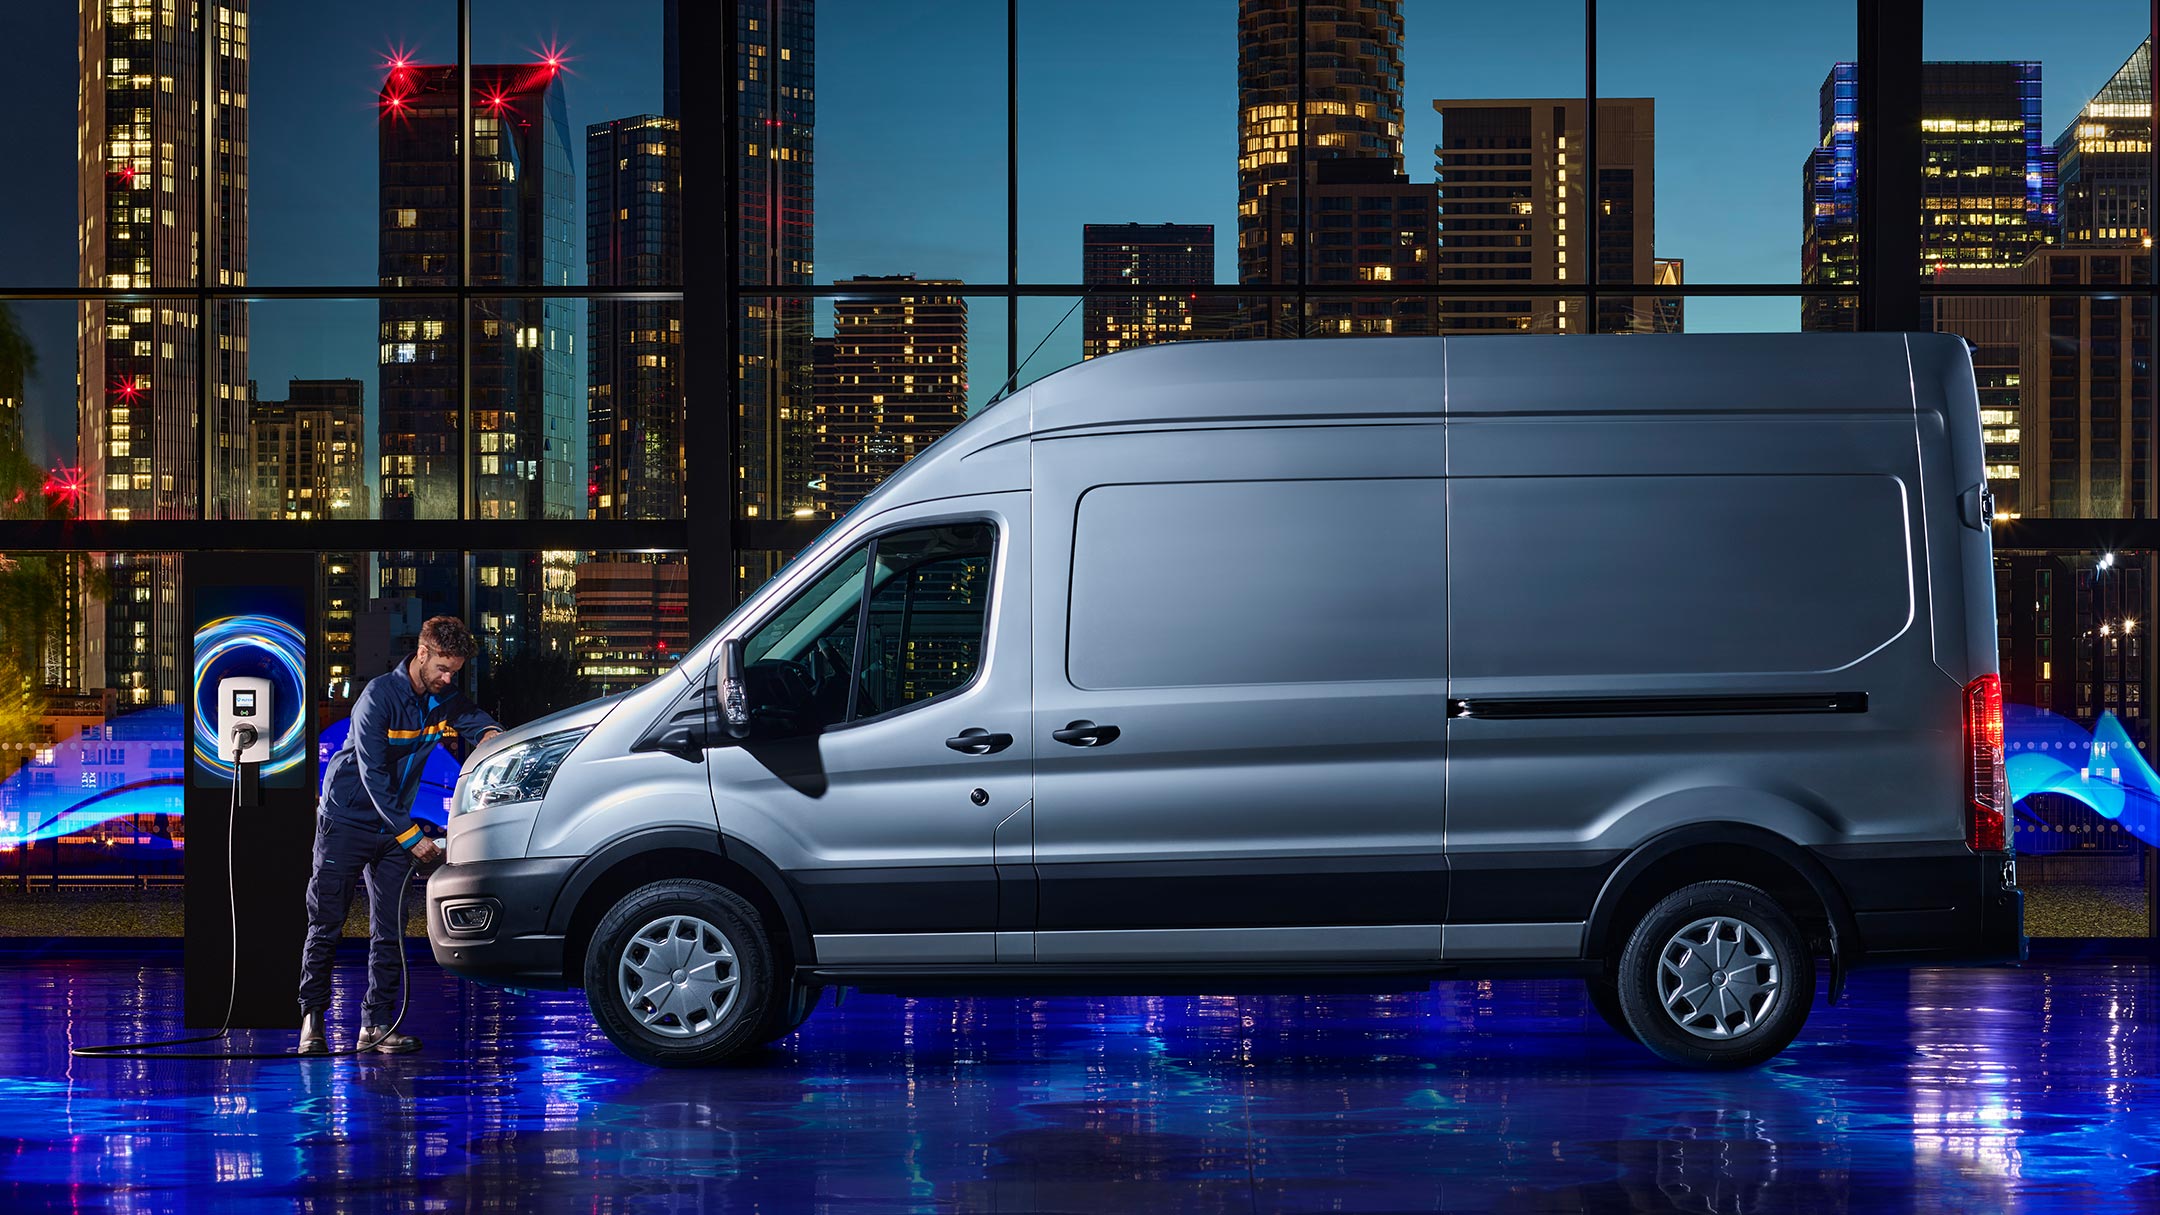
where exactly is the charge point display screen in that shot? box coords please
[191,585,306,788]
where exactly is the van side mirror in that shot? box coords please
[719,637,751,739]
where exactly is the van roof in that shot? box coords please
[857,331,1959,516]
[1025,331,1938,427]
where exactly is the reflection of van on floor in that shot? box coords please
[428,333,2024,1069]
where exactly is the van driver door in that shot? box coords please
[703,494,1034,967]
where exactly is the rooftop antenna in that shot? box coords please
[981,290,1089,409]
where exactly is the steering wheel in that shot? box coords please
[743,658,818,731]
[815,637,852,684]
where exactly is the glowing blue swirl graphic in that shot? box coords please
[191,612,308,780]
[2006,705,2160,853]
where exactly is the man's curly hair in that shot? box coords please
[419,615,479,660]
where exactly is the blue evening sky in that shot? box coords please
[0,0,2147,474]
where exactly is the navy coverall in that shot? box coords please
[298,653,502,1023]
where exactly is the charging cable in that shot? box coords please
[69,744,420,1061]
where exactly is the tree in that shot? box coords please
[0,304,94,781]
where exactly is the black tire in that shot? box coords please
[752,980,822,1046]
[583,878,774,1067]
[1584,975,1637,1041]
[1615,880,1814,1070]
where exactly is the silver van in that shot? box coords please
[427,332,2024,1069]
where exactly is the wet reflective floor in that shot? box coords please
[0,954,2155,1213]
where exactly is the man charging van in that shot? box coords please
[426,332,2023,1070]
[302,616,501,1055]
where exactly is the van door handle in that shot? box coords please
[1052,720,1121,747]
[945,728,1013,755]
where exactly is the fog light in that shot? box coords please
[445,902,494,934]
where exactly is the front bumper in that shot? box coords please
[1813,845,2026,969]
[426,855,582,987]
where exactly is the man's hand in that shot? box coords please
[411,837,445,867]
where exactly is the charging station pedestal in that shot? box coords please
[183,552,317,1029]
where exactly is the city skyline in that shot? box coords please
[4,1,2149,476]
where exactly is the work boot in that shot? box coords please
[297,1009,328,1057]
[358,1025,422,1055]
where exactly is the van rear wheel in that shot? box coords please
[1615,880,1813,1069]
[583,878,774,1067]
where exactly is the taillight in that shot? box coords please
[1964,673,2007,851]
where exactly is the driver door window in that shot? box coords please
[739,522,996,732]
[857,526,995,717]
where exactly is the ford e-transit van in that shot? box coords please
[428,333,2024,1069]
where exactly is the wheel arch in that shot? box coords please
[548,826,816,986]
[1582,822,1858,967]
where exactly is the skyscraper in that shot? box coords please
[1081,223,1217,359]
[1431,98,1661,335]
[736,2,817,541]
[664,0,681,121]
[77,0,250,705]
[582,113,684,696]
[378,62,577,648]
[1803,60,2057,331]
[573,559,688,696]
[1253,158,1440,336]
[810,277,967,518]
[588,116,683,522]
[1653,258,1686,334]
[247,378,368,698]
[1236,0,1408,332]
[1930,272,2023,517]
[2017,250,2153,521]
[248,379,368,522]
[2056,40,2152,246]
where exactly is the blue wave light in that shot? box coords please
[0,706,184,848]
[2006,704,2160,852]
[1,706,464,848]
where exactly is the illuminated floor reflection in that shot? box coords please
[1,955,2156,1212]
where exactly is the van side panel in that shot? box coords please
[1030,424,1451,959]
[1443,343,1967,934]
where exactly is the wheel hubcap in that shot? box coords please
[619,914,740,1038]
[1657,915,1782,1040]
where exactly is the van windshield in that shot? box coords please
[744,546,871,666]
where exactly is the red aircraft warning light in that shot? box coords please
[42,467,87,513]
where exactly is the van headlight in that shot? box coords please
[457,728,588,815]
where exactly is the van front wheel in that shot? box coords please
[1615,880,1814,1069]
[583,878,774,1066]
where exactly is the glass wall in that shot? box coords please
[6,2,2160,938]
[1910,0,2160,934]
[0,2,685,915]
